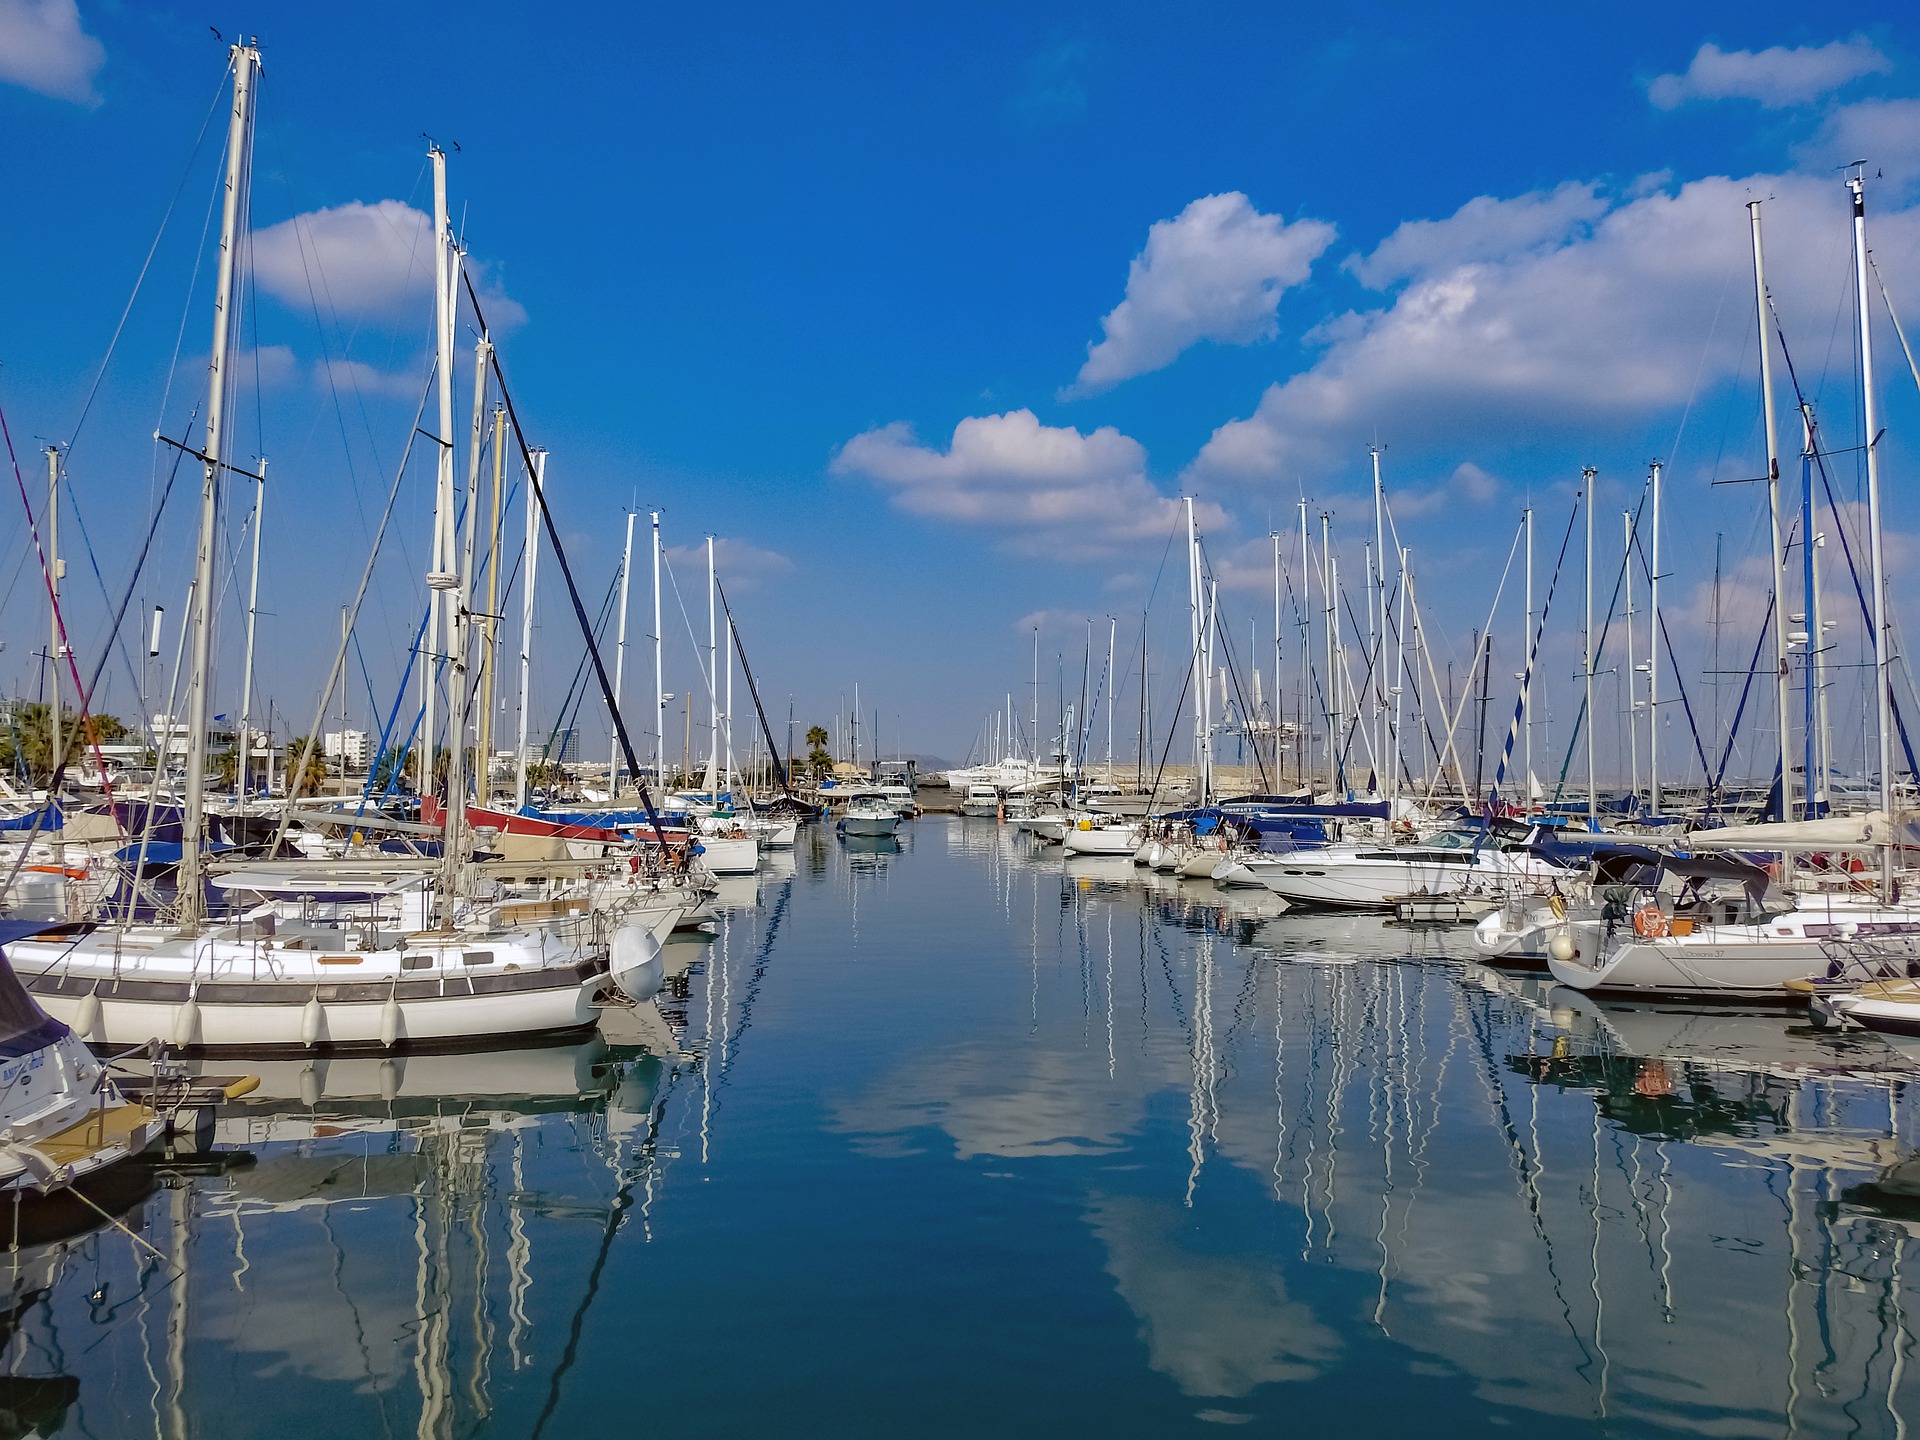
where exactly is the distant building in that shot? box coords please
[323,730,370,769]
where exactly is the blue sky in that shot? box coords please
[1,1,1917,783]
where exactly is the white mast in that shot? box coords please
[1298,503,1310,786]
[179,40,258,926]
[1322,512,1336,795]
[1370,447,1386,781]
[1394,544,1408,809]
[1623,508,1638,802]
[1848,168,1895,892]
[1648,460,1663,815]
[1185,497,1204,799]
[651,511,663,782]
[1107,615,1116,775]
[610,511,636,796]
[1271,532,1282,783]
[1749,200,1794,822]
[1801,408,1832,814]
[45,447,59,789]
[441,329,486,901]
[706,537,718,791]
[237,458,265,799]
[421,143,454,794]
[1583,466,1597,824]
[1523,505,1534,808]
[513,450,545,809]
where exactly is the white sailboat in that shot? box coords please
[10,51,652,1053]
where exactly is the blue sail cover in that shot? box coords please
[0,920,72,1057]
[0,802,60,832]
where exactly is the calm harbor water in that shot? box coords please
[9,817,1920,1436]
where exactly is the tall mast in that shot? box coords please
[45,447,59,791]
[1185,497,1204,800]
[1106,615,1116,775]
[1394,544,1408,809]
[1370,447,1386,780]
[652,511,663,782]
[237,458,265,799]
[1648,460,1663,815]
[707,537,718,786]
[1298,502,1310,786]
[1800,406,1831,815]
[1321,512,1336,795]
[610,511,636,796]
[475,406,506,796]
[179,40,258,926]
[1271,532,1282,783]
[1523,505,1534,810]
[441,329,486,900]
[1749,200,1794,822]
[513,449,545,809]
[1582,467,1597,825]
[1623,508,1638,803]
[1847,168,1894,890]
[421,142,453,795]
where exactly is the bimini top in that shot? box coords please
[0,918,74,1058]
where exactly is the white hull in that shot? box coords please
[1545,901,1920,1000]
[1257,850,1558,909]
[693,835,759,874]
[1063,826,1138,856]
[840,814,902,837]
[32,977,604,1053]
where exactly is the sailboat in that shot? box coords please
[8,46,658,1054]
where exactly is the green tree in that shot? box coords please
[0,704,132,785]
[804,724,832,780]
[284,736,331,797]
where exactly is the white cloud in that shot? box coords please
[1345,183,1605,289]
[665,536,794,591]
[1186,171,1920,487]
[253,200,527,329]
[313,354,425,400]
[1797,98,1920,196]
[832,409,1223,560]
[0,0,103,105]
[1648,37,1891,110]
[1065,193,1335,396]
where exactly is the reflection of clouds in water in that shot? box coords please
[832,1045,1143,1158]
[1087,1194,1340,1398]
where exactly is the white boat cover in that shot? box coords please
[1681,810,1909,850]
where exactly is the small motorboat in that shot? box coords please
[838,792,904,838]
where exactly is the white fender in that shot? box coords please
[172,998,199,1048]
[301,998,325,1047]
[75,991,101,1040]
[610,924,664,1003]
[379,997,402,1049]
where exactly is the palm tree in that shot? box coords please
[805,724,832,779]
[284,736,331,797]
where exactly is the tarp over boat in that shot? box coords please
[1681,811,1912,851]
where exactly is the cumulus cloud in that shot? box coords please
[1647,37,1891,110]
[1345,183,1606,289]
[1065,193,1335,396]
[313,354,426,400]
[0,0,103,105]
[252,200,527,328]
[832,409,1223,560]
[1797,98,1920,196]
[1186,172,1920,487]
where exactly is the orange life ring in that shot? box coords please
[1633,905,1670,939]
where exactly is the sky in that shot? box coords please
[1,1,1918,787]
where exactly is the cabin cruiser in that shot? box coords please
[961,784,1001,818]
[837,792,903,838]
[1255,821,1577,909]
